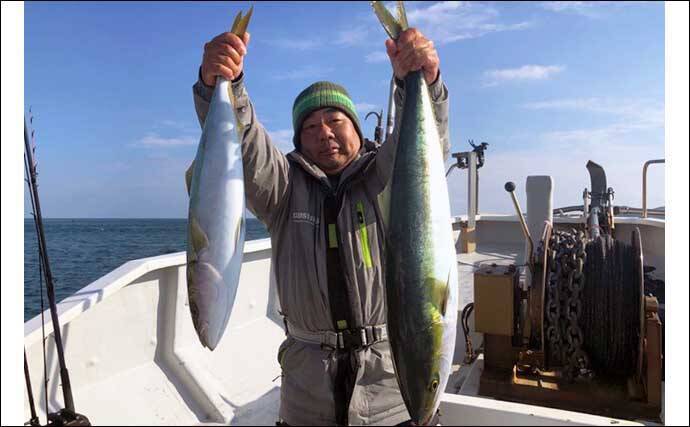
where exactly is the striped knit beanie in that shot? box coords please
[292,81,363,149]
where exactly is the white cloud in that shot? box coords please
[270,2,531,59]
[522,98,664,125]
[538,1,614,18]
[152,120,199,135]
[523,97,664,140]
[482,65,564,86]
[540,123,657,144]
[355,102,380,113]
[405,1,532,44]
[335,26,371,46]
[138,133,197,147]
[267,129,295,153]
[159,119,184,128]
[365,51,390,63]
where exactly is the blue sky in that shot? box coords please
[23,1,666,218]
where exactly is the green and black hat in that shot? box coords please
[292,81,363,149]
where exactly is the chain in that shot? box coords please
[545,229,593,381]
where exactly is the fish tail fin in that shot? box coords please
[396,1,409,29]
[229,10,242,32]
[227,6,253,132]
[230,6,253,37]
[371,1,407,40]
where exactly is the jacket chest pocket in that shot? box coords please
[354,201,374,269]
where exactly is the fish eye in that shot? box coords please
[430,379,439,391]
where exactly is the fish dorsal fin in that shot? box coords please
[190,216,210,253]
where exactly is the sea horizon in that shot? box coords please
[24,218,269,321]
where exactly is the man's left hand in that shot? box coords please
[385,28,440,85]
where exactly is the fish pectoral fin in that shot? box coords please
[440,269,451,317]
[234,216,245,249]
[185,162,194,196]
[190,216,210,253]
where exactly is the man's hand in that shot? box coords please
[200,31,251,87]
[385,28,439,85]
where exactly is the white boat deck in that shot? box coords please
[23,215,665,426]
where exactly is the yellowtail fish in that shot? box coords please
[186,7,252,350]
[372,2,458,424]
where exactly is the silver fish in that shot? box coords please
[372,1,458,424]
[186,8,252,350]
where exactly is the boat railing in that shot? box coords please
[642,159,665,218]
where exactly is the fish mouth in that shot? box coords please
[198,323,212,349]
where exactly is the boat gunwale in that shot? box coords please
[24,213,664,342]
[23,238,272,344]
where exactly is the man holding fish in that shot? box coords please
[188,6,451,425]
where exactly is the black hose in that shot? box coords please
[461,303,475,363]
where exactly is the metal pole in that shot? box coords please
[589,207,601,239]
[24,118,76,414]
[385,75,396,140]
[475,165,479,215]
[467,152,477,229]
[504,182,534,264]
[642,159,665,218]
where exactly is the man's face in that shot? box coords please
[299,108,361,175]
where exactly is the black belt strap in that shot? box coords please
[324,192,353,332]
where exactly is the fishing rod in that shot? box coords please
[24,349,40,426]
[24,115,90,426]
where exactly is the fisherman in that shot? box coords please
[189,24,449,426]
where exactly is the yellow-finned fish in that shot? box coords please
[372,2,458,424]
[186,7,252,350]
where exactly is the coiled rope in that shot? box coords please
[580,235,641,378]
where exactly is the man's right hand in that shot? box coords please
[200,31,250,87]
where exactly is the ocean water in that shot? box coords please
[24,218,269,321]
